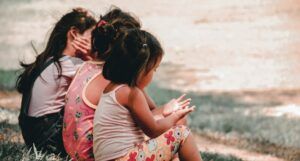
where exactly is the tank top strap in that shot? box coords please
[103,84,127,97]
[112,84,127,93]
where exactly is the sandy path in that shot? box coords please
[195,135,285,161]
[0,91,21,110]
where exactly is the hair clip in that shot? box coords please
[142,44,148,48]
[97,20,107,27]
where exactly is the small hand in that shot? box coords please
[72,36,93,60]
[163,94,191,117]
[176,116,187,126]
[174,105,195,119]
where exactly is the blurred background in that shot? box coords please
[0,0,300,160]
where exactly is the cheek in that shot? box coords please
[137,73,152,87]
[145,72,154,84]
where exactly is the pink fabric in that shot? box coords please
[63,62,103,161]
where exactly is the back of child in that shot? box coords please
[17,8,96,156]
[63,61,103,160]
[63,7,142,160]
[93,28,202,161]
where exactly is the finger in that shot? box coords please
[188,105,196,111]
[72,42,83,51]
[74,38,91,50]
[182,106,195,115]
[72,41,87,52]
[184,105,195,112]
[176,94,186,102]
[75,36,91,44]
[176,106,195,118]
[85,56,94,60]
[74,39,91,49]
[72,42,87,54]
[179,101,190,108]
[73,41,90,52]
[81,55,93,61]
[178,98,191,106]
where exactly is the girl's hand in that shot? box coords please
[174,105,195,120]
[72,36,93,60]
[162,94,191,117]
[176,116,187,125]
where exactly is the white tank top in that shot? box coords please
[93,85,144,161]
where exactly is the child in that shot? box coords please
[93,28,202,160]
[16,8,96,156]
[64,7,190,160]
[62,8,141,161]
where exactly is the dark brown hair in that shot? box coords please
[16,8,96,93]
[91,7,141,60]
[102,29,164,87]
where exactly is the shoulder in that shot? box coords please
[118,86,143,99]
[60,56,84,77]
[66,56,84,66]
[128,87,143,99]
[60,56,83,68]
[115,86,144,107]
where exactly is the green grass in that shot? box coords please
[0,69,19,91]
[146,82,300,149]
[200,152,242,161]
[0,120,242,161]
[0,70,299,160]
[0,121,69,161]
[0,142,69,161]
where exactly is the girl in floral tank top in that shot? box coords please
[63,61,107,161]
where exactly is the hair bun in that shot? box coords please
[98,23,116,39]
[92,21,118,60]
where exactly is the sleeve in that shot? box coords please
[61,57,84,78]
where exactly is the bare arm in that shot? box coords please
[118,87,194,138]
[142,90,191,117]
[142,89,158,110]
[142,90,165,117]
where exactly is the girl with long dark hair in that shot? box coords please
[17,8,96,156]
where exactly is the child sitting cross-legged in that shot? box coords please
[93,28,203,161]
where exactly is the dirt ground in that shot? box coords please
[195,134,285,161]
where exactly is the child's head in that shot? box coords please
[17,8,96,93]
[102,28,164,87]
[45,8,96,61]
[91,7,141,60]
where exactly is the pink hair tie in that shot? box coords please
[97,20,107,27]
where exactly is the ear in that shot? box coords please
[68,27,80,40]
